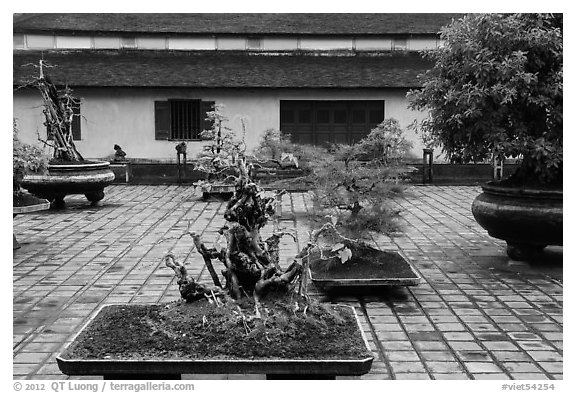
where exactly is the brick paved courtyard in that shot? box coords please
[13,185,563,380]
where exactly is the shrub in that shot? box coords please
[408,13,562,186]
[13,120,48,193]
[309,119,412,237]
[338,119,413,166]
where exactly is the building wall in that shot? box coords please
[14,34,440,52]
[13,88,427,162]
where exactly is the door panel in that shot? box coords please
[280,100,384,146]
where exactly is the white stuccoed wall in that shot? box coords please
[13,87,427,161]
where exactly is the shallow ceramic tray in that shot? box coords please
[56,304,373,378]
[309,250,421,289]
[13,199,50,214]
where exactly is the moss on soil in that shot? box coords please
[63,296,371,361]
[309,246,418,280]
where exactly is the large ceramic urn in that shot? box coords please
[21,160,115,208]
[471,181,562,260]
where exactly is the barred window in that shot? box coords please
[155,99,215,141]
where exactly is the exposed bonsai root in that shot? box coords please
[252,262,302,318]
[163,254,223,302]
[165,153,309,314]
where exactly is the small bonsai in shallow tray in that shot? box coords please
[308,246,420,289]
[302,224,421,290]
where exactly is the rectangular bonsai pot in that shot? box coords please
[56,304,373,379]
[309,249,421,290]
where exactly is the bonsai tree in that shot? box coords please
[165,152,304,317]
[13,120,48,205]
[27,60,84,162]
[196,104,246,180]
[253,129,301,169]
[408,13,562,187]
[309,120,412,237]
[343,119,413,166]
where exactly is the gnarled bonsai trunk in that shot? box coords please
[166,156,303,316]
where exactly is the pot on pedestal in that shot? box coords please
[471,181,562,261]
[21,160,115,208]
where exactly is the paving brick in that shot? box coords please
[413,341,449,351]
[463,362,505,373]
[473,373,511,380]
[537,362,563,374]
[425,361,464,373]
[385,351,421,362]
[502,362,544,373]
[492,351,533,362]
[483,341,521,351]
[526,351,563,362]
[420,351,458,362]
[456,350,493,362]
[510,373,552,380]
[433,373,469,380]
[442,332,475,341]
[448,341,484,351]
[394,373,431,380]
[13,352,51,364]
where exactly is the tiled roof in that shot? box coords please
[13,13,462,36]
[13,50,432,89]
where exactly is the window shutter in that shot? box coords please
[201,101,215,132]
[155,101,171,140]
[71,104,81,140]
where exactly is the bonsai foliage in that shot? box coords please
[196,104,246,179]
[408,13,563,186]
[341,119,414,166]
[253,129,300,169]
[13,120,48,194]
[30,60,84,162]
[310,120,411,237]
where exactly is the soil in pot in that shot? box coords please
[62,295,371,361]
[309,246,418,281]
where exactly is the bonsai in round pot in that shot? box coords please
[19,60,114,208]
[408,14,562,260]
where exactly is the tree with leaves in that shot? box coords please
[309,119,412,237]
[408,13,562,186]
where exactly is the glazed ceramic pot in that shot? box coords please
[471,181,562,260]
[21,161,115,208]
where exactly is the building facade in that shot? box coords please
[13,13,461,161]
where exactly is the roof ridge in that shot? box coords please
[13,13,462,35]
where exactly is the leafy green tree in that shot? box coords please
[408,13,562,186]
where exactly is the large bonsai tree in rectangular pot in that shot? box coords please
[408,13,562,261]
[57,152,373,380]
